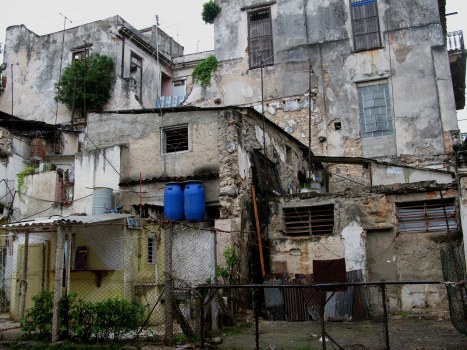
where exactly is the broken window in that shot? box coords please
[396,199,457,234]
[161,125,189,154]
[357,81,393,138]
[130,52,143,101]
[248,8,274,69]
[283,204,334,236]
[71,43,92,61]
[350,0,382,52]
[147,236,155,264]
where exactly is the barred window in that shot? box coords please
[161,125,189,154]
[147,236,155,264]
[283,205,334,236]
[248,8,274,69]
[396,199,457,234]
[350,0,382,52]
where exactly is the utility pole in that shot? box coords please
[55,13,72,125]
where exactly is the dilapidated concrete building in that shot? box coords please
[0,0,465,320]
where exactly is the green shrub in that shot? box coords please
[202,0,221,24]
[55,53,116,116]
[22,291,144,342]
[192,55,218,87]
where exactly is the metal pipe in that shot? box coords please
[381,285,390,350]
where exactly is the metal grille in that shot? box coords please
[396,199,457,233]
[283,205,334,236]
[350,0,382,52]
[163,125,189,153]
[248,8,274,69]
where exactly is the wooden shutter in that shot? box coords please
[351,0,381,51]
[248,9,274,68]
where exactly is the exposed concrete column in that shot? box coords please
[123,222,132,300]
[65,227,72,296]
[164,224,173,345]
[52,225,65,343]
[18,230,29,322]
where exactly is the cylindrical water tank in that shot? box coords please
[92,187,113,214]
[184,181,205,221]
[164,183,184,221]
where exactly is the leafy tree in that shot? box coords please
[55,53,116,116]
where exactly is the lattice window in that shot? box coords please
[283,204,334,236]
[147,236,155,264]
[396,199,457,233]
[350,0,382,52]
[162,125,189,154]
[357,81,393,138]
[248,8,274,69]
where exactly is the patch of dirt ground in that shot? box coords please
[213,318,467,350]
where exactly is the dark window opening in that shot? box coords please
[396,199,457,233]
[251,151,282,195]
[283,204,334,236]
[162,125,189,154]
[350,0,382,52]
[130,52,143,101]
[248,8,274,69]
[334,122,342,130]
[133,204,163,219]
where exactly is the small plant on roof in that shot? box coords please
[202,0,221,24]
[192,55,218,87]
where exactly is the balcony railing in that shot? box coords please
[447,30,464,52]
[155,95,188,108]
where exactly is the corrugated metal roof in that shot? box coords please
[1,213,133,230]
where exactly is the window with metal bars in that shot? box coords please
[283,204,334,236]
[248,8,274,69]
[350,0,382,52]
[396,199,457,234]
[147,236,155,264]
[162,125,189,154]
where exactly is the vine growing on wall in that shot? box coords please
[54,53,116,116]
[17,166,36,197]
[192,55,218,87]
[202,0,221,24]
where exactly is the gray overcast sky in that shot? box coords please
[0,0,215,54]
[1,0,466,129]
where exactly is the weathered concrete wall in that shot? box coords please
[205,0,458,170]
[0,16,177,123]
[371,163,453,186]
[268,186,456,314]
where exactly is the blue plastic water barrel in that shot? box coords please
[164,183,184,220]
[184,181,206,221]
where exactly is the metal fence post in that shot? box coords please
[254,287,260,350]
[381,284,390,350]
[200,287,206,349]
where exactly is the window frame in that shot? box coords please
[357,80,393,138]
[396,199,457,234]
[350,0,382,52]
[147,235,156,264]
[283,204,335,237]
[130,52,143,101]
[247,7,274,69]
[160,124,190,155]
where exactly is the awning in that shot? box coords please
[1,213,133,230]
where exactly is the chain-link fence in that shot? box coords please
[2,222,466,348]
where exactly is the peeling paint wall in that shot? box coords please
[269,186,456,314]
[0,16,179,123]
[205,0,458,173]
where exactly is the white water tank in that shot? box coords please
[92,187,113,214]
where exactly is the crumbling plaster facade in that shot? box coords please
[188,0,459,175]
[0,16,183,124]
[269,184,458,314]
